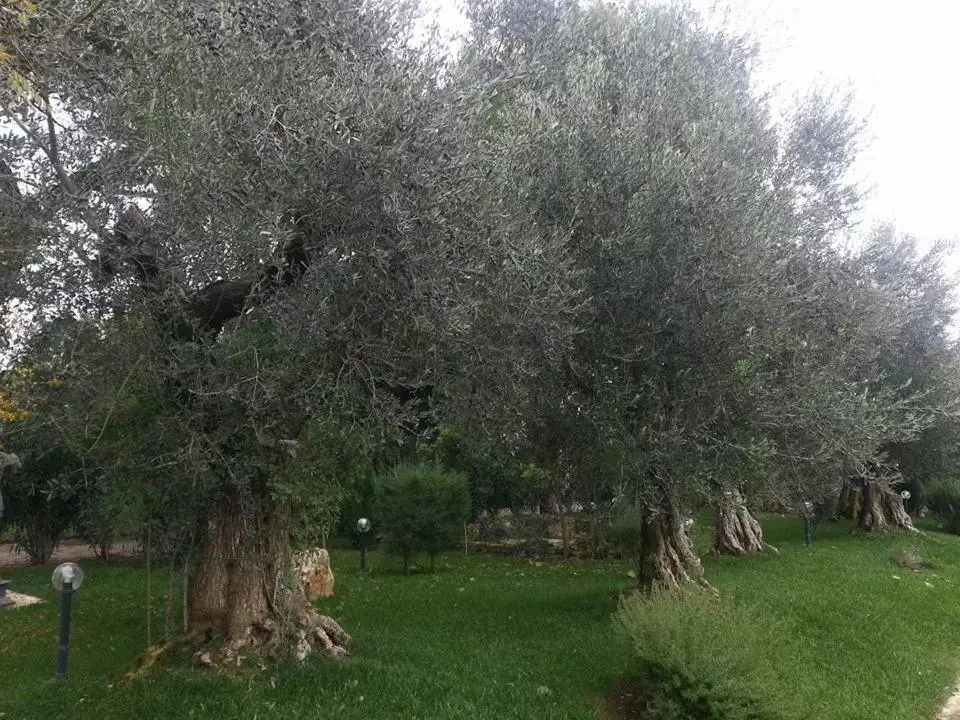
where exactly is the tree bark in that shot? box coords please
[188,496,350,666]
[712,489,764,555]
[637,505,708,591]
[857,479,916,533]
[835,481,861,520]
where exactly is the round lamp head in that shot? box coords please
[900,490,912,500]
[682,517,695,532]
[802,501,814,514]
[51,563,84,592]
[356,517,372,534]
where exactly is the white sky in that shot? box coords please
[426,0,960,250]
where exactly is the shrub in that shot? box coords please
[923,478,960,534]
[0,446,90,563]
[889,547,926,572]
[272,422,366,549]
[613,588,798,720]
[513,514,551,541]
[375,465,470,574]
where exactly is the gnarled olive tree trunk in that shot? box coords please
[837,471,915,533]
[712,489,764,555]
[856,479,916,533]
[93,209,353,665]
[637,504,708,591]
[189,496,350,666]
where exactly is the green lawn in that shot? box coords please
[2,518,960,719]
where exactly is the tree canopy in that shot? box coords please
[0,0,957,652]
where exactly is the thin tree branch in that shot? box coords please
[42,94,80,195]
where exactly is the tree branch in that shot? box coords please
[62,0,110,36]
[42,95,81,196]
[0,98,80,196]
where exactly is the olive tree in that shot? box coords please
[832,227,960,530]
[0,0,580,663]
[455,0,934,583]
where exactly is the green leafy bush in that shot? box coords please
[0,445,91,563]
[614,588,798,720]
[272,422,369,549]
[923,478,960,534]
[375,465,470,574]
[513,513,551,540]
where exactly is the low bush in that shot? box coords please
[375,464,470,574]
[923,478,960,534]
[0,446,90,563]
[889,547,927,572]
[614,587,798,720]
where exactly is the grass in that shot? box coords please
[0,550,633,719]
[700,517,960,720]
[0,517,959,719]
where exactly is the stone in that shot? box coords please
[0,579,13,608]
[295,548,335,599]
[0,452,21,477]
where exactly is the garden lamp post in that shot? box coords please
[357,518,371,578]
[801,501,814,548]
[51,562,84,681]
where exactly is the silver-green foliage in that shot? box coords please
[456,0,942,511]
[0,0,954,557]
[1,0,583,551]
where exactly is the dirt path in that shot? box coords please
[938,685,960,720]
[0,538,138,570]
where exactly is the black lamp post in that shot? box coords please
[51,562,84,681]
[801,501,814,548]
[357,518,371,577]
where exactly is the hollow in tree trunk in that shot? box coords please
[188,496,350,667]
[637,505,709,592]
[857,479,916,533]
[712,489,764,555]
